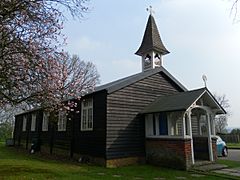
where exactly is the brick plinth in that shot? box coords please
[145,138,193,170]
[212,137,217,161]
[106,157,145,168]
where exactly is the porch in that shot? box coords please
[142,88,225,170]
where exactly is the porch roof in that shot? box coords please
[142,88,226,114]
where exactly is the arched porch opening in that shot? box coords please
[188,107,216,163]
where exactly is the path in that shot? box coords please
[220,149,240,162]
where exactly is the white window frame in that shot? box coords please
[81,98,93,131]
[145,112,189,139]
[22,116,27,132]
[42,112,49,131]
[58,110,67,131]
[31,113,36,131]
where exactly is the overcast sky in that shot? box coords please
[63,0,240,128]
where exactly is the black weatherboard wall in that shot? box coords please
[14,115,22,146]
[14,68,186,165]
[72,90,107,158]
[106,71,184,160]
[14,91,107,161]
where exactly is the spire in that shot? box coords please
[135,14,169,56]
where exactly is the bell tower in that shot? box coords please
[135,7,169,72]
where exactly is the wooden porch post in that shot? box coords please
[182,114,186,138]
[187,110,194,165]
[211,114,216,136]
[207,113,214,161]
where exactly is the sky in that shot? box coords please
[63,0,240,128]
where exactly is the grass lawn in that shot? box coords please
[0,143,226,180]
[228,143,240,149]
[217,159,240,168]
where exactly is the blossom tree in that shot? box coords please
[37,53,100,115]
[0,0,89,106]
[0,0,101,128]
[0,51,99,137]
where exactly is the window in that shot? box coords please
[81,98,93,131]
[200,115,207,135]
[168,112,182,136]
[42,112,49,131]
[22,116,27,131]
[58,111,67,131]
[31,113,36,131]
[145,112,174,137]
[159,113,168,135]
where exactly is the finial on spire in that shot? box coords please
[147,5,155,16]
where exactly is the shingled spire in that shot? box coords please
[136,12,169,71]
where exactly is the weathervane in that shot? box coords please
[147,5,155,15]
[202,74,207,88]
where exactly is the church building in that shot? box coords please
[14,12,225,170]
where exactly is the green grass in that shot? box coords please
[0,142,226,180]
[228,143,240,149]
[217,159,240,168]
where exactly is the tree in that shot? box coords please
[38,53,100,113]
[0,102,33,140]
[0,0,89,106]
[0,121,12,141]
[230,128,240,134]
[0,53,100,138]
[214,94,230,134]
[231,0,240,22]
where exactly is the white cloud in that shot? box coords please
[65,36,106,54]
[111,59,140,71]
[76,36,102,50]
[97,58,141,84]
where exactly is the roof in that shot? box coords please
[16,64,188,116]
[16,67,187,117]
[135,14,170,56]
[16,107,42,116]
[142,88,226,114]
[95,66,187,94]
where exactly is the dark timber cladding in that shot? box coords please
[106,71,184,159]
[13,90,107,159]
[73,90,107,157]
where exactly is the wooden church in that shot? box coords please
[14,12,226,170]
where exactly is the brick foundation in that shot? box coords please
[73,153,106,166]
[212,137,217,161]
[145,137,193,170]
[106,157,145,168]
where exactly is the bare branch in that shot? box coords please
[231,0,240,23]
[214,93,230,133]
